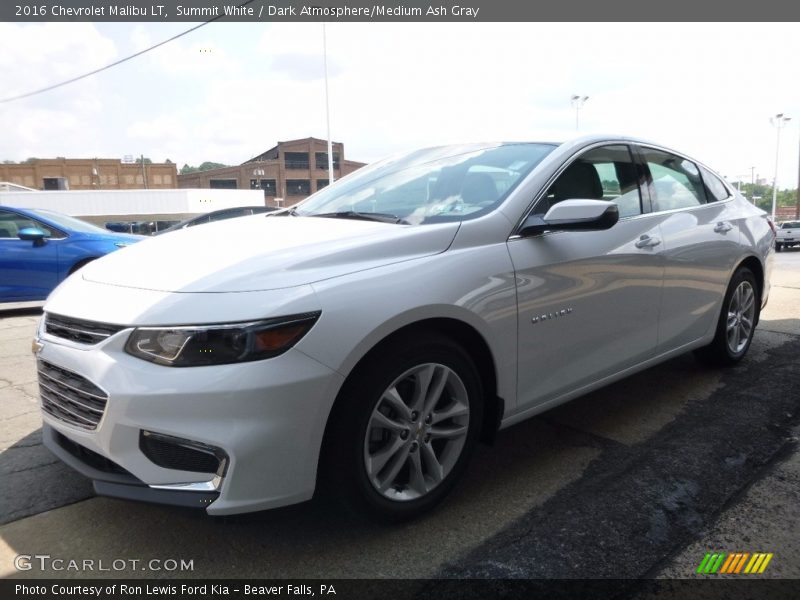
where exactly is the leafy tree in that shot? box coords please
[180,161,230,174]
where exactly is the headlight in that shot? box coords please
[124,312,321,367]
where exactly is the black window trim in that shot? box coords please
[632,143,736,216]
[0,208,68,240]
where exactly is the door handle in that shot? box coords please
[635,234,662,249]
[714,222,733,233]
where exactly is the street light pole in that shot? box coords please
[796,124,800,219]
[570,95,589,131]
[770,113,791,221]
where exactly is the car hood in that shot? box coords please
[80,215,460,293]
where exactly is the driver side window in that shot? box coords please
[537,145,643,218]
[0,210,60,239]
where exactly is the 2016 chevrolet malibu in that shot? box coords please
[35,136,774,521]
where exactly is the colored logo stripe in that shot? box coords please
[697,552,773,574]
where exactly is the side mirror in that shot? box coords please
[519,199,619,237]
[18,227,48,246]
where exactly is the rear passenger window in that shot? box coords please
[643,148,707,211]
[700,166,730,202]
[539,145,642,218]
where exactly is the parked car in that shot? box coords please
[776,220,800,251]
[154,206,277,235]
[34,136,774,521]
[105,221,180,235]
[0,206,141,302]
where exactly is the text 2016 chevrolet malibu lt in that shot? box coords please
[34,136,774,521]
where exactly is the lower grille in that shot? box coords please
[52,429,132,477]
[37,360,108,430]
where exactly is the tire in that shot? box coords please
[775,243,782,252]
[694,266,759,366]
[320,331,483,522]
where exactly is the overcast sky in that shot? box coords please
[0,22,798,187]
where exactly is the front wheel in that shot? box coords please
[694,266,759,366]
[776,243,782,252]
[320,332,483,522]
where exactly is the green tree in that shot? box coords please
[180,161,229,174]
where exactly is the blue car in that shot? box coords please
[0,205,141,302]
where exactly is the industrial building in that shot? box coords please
[176,137,366,206]
[0,158,178,191]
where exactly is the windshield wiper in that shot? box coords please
[312,211,409,225]
[268,207,298,217]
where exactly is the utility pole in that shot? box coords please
[140,154,148,189]
[323,23,334,185]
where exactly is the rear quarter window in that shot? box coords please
[700,166,731,202]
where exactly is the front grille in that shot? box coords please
[140,431,225,474]
[37,360,108,430]
[45,313,124,345]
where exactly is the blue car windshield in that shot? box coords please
[28,209,111,234]
[292,143,555,225]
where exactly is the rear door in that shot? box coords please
[636,146,742,352]
[508,144,665,410]
[0,209,61,300]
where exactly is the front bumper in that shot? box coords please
[35,319,345,515]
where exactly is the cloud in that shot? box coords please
[0,23,117,161]
[0,22,797,183]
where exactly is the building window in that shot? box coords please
[251,178,277,196]
[315,152,340,170]
[317,179,329,191]
[210,179,238,189]
[286,179,311,196]
[284,152,309,170]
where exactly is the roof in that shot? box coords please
[243,137,343,164]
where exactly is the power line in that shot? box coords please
[0,0,256,104]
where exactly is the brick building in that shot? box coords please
[177,138,366,206]
[0,158,177,191]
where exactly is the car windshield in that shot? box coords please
[781,222,799,229]
[290,143,555,225]
[28,209,111,234]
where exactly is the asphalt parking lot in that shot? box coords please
[0,251,798,581]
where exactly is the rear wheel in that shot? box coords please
[694,266,759,366]
[321,332,483,522]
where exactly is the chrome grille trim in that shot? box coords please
[37,360,108,430]
[44,313,124,345]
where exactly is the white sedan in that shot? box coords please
[34,136,775,521]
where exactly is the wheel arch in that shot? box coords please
[67,257,98,275]
[322,316,504,455]
[735,254,764,324]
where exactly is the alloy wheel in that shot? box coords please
[726,280,756,354]
[363,363,470,501]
